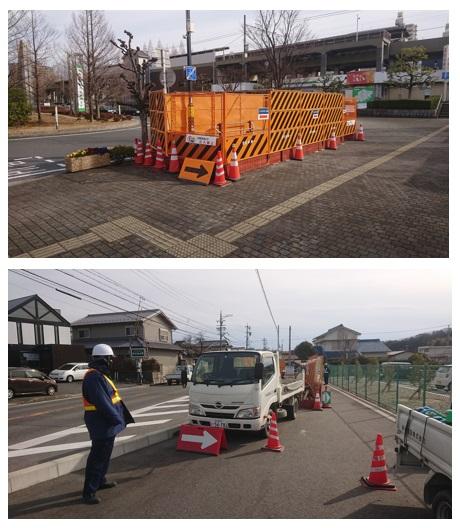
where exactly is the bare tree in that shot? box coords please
[8,10,30,71]
[25,11,58,122]
[66,10,118,120]
[216,66,242,92]
[246,10,309,89]
[110,31,158,145]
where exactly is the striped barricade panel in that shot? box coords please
[149,91,166,152]
[168,133,222,162]
[342,97,358,136]
[224,132,269,164]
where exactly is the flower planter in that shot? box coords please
[65,153,111,173]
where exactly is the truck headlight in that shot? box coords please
[189,403,205,416]
[236,406,260,419]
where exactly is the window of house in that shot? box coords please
[77,328,90,339]
[159,328,169,343]
[125,326,135,337]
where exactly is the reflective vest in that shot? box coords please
[83,369,122,411]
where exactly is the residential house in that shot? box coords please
[356,339,392,360]
[313,324,361,361]
[418,346,452,364]
[71,309,182,376]
[386,350,414,362]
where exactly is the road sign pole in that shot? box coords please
[186,10,194,132]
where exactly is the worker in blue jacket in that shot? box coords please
[81,344,134,505]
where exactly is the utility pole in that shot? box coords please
[277,325,280,352]
[217,310,232,350]
[185,10,194,132]
[262,337,268,350]
[288,325,292,359]
[356,14,360,42]
[245,324,252,349]
[243,14,248,84]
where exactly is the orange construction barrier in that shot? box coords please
[213,151,229,187]
[292,136,304,160]
[168,141,180,173]
[262,410,284,452]
[227,145,241,182]
[154,140,165,170]
[360,434,396,490]
[143,142,153,166]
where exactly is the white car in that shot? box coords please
[433,365,452,391]
[49,362,89,383]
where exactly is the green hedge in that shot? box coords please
[367,97,440,110]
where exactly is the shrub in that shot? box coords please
[8,87,32,126]
[109,145,135,161]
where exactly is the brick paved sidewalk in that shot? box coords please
[8,118,449,258]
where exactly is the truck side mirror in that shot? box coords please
[255,363,264,381]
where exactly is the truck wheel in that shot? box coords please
[167,380,172,386]
[432,490,451,519]
[286,399,299,420]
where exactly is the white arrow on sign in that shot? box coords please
[182,430,218,449]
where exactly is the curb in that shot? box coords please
[8,424,181,494]
[8,121,140,140]
[330,385,396,421]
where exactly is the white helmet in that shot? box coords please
[92,344,115,357]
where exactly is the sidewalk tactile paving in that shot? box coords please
[90,222,131,242]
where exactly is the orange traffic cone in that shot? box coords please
[360,434,396,490]
[154,140,165,170]
[327,129,337,150]
[262,411,284,452]
[227,145,241,182]
[143,142,153,166]
[356,123,365,141]
[292,136,304,160]
[313,391,323,411]
[134,141,144,165]
[168,141,180,173]
[213,151,229,187]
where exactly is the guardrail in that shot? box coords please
[329,363,451,414]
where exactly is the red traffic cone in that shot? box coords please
[213,151,229,187]
[262,411,284,452]
[356,123,365,141]
[361,434,397,490]
[227,145,241,182]
[326,129,337,150]
[313,391,323,411]
[143,142,153,166]
[154,140,165,170]
[168,141,180,173]
[134,141,144,165]
[292,136,304,160]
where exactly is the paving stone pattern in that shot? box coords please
[8,118,448,258]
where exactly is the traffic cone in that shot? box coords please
[227,145,241,182]
[154,140,165,170]
[292,136,304,160]
[360,434,397,490]
[356,123,365,141]
[143,142,153,166]
[134,141,144,165]
[313,391,323,411]
[168,141,180,173]
[213,150,229,187]
[262,411,284,452]
[326,129,337,150]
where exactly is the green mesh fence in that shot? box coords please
[330,363,451,414]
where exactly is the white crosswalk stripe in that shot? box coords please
[8,156,66,182]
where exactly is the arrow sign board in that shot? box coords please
[176,424,227,456]
[179,157,215,185]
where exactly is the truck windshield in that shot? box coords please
[192,352,258,386]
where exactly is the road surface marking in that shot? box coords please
[133,410,188,418]
[9,425,87,450]
[12,125,448,258]
[8,168,66,180]
[35,155,43,159]
[45,159,54,162]
[9,436,135,458]
[9,125,142,141]
[127,419,170,428]
[57,163,66,167]
[8,404,78,421]
[13,156,33,160]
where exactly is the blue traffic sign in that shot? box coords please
[442,71,449,80]
[185,66,197,81]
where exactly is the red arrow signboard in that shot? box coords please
[176,424,228,456]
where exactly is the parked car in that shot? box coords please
[433,365,452,391]
[8,367,58,399]
[49,362,89,383]
[165,365,194,385]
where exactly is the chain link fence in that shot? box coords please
[329,363,451,413]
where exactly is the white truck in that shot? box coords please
[188,349,305,435]
[395,405,452,518]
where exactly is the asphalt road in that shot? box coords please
[8,388,432,519]
[9,383,189,472]
[8,123,141,183]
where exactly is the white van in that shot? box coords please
[433,365,452,391]
[49,362,89,383]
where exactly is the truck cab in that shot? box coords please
[188,349,304,434]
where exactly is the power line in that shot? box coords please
[255,270,278,349]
